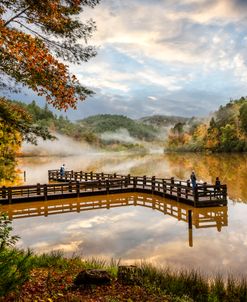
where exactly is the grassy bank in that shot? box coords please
[1,250,247,302]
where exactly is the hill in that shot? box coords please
[139,115,190,127]
[77,114,158,141]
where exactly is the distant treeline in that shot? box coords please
[14,101,163,151]
[166,97,247,152]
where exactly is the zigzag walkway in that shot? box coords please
[0,170,227,207]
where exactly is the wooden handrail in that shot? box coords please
[0,170,227,207]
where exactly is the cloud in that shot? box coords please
[6,0,247,119]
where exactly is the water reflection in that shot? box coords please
[1,193,228,247]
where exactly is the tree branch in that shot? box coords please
[4,7,30,27]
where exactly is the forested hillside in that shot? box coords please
[78,114,158,141]
[139,115,190,127]
[166,97,247,152]
[17,101,162,151]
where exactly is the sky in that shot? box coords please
[8,0,247,119]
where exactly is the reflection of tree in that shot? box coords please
[165,153,247,203]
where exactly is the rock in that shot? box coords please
[73,269,111,287]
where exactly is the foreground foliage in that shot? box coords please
[0,213,32,297]
[2,253,247,301]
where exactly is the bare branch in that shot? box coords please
[4,6,30,27]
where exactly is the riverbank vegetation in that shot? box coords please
[166,97,247,152]
[1,213,247,302]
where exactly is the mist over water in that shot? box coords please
[22,133,96,157]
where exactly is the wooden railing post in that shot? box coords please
[106,180,109,194]
[177,184,181,201]
[133,177,137,190]
[143,175,146,188]
[163,179,166,196]
[186,180,190,199]
[85,172,88,181]
[76,181,80,197]
[98,179,102,190]
[70,170,73,180]
[44,184,48,200]
[151,176,155,193]
[37,183,41,195]
[114,173,116,178]
[124,176,128,187]
[8,187,12,204]
[80,171,83,181]
[170,177,174,195]
[194,186,198,206]
[90,171,93,180]
[69,181,72,192]
[222,185,227,202]
[2,186,6,198]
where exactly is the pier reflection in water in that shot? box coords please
[1,193,228,247]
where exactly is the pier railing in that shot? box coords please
[0,170,227,207]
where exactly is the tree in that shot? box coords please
[0,0,100,110]
[0,97,54,145]
[239,102,247,135]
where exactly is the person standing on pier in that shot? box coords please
[60,164,65,177]
[215,177,221,198]
[190,171,197,191]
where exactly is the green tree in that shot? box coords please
[239,102,247,135]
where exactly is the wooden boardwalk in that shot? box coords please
[0,170,227,207]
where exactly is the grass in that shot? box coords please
[1,251,247,301]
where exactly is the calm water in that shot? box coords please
[1,152,247,276]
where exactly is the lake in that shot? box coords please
[1,152,247,277]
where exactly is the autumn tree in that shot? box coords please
[239,102,247,135]
[0,97,54,159]
[0,0,100,110]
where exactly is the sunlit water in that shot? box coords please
[2,152,247,277]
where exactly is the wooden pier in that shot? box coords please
[0,170,227,207]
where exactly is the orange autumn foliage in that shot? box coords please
[0,0,100,110]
